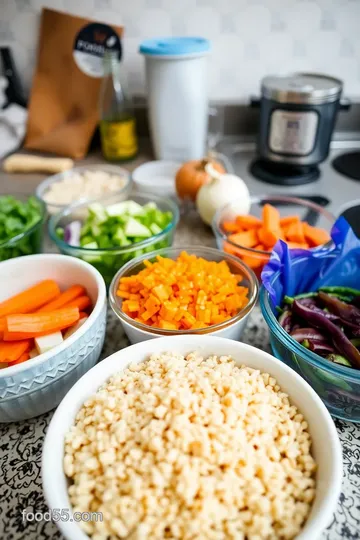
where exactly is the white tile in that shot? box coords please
[63,0,95,18]
[11,10,40,48]
[284,1,322,36]
[3,0,19,23]
[4,0,360,100]
[233,5,272,40]
[31,0,65,11]
[184,7,222,38]
[136,8,172,38]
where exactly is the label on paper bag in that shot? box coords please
[73,23,122,78]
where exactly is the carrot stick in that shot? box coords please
[0,340,31,363]
[4,308,80,341]
[63,296,91,311]
[235,215,262,229]
[257,226,281,248]
[228,230,258,248]
[0,280,60,318]
[8,352,30,366]
[222,221,241,233]
[37,285,85,312]
[303,223,331,247]
[280,215,300,227]
[286,221,306,244]
[261,204,281,247]
[287,242,309,249]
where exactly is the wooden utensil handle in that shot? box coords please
[3,154,74,174]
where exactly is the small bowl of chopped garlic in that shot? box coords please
[36,164,132,215]
[42,335,342,540]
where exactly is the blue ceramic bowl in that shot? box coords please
[260,277,360,422]
[0,254,107,422]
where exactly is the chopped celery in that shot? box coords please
[56,199,174,286]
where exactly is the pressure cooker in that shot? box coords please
[252,73,350,167]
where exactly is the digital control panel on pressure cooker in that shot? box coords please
[269,110,318,156]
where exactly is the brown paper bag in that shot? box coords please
[24,8,123,159]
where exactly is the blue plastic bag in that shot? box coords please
[262,217,360,309]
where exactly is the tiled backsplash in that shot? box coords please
[2,0,360,101]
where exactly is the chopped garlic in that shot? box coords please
[43,170,127,206]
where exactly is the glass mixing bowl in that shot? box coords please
[49,193,179,287]
[212,195,335,281]
[260,271,360,423]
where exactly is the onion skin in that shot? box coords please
[175,159,225,201]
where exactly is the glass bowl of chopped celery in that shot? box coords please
[49,193,179,287]
[0,195,46,261]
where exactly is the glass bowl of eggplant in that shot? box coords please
[260,272,360,422]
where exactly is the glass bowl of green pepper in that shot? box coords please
[48,192,179,287]
[0,195,46,261]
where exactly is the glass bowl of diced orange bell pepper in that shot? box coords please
[109,246,259,343]
[212,195,335,281]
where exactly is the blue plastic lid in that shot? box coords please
[139,37,210,56]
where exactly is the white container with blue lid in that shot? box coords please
[139,37,211,161]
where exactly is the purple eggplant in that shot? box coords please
[290,327,328,342]
[306,303,340,322]
[278,309,292,333]
[318,292,360,326]
[307,340,335,355]
[292,300,360,369]
[64,220,81,247]
[351,327,360,338]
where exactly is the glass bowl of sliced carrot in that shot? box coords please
[212,195,335,281]
[109,247,259,344]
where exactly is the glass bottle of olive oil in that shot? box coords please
[99,50,138,161]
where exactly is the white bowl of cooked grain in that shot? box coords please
[42,336,342,540]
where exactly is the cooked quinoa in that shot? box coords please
[64,352,317,540]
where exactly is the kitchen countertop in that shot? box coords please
[0,147,360,540]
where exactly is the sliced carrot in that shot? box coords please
[224,242,239,256]
[257,226,280,248]
[222,221,241,233]
[228,229,258,248]
[63,296,91,311]
[4,308,80,341]
[8,352,30,366]
[235,215,262,229]
[280,215,300,227]
[241,252,270,269]
[286,221,306,244]
[79,312,88,320]
[0,280,60,318]
[303,223,331,247]
[287,241,309,249]
[228,244,269,269]
[263,203,280,230]
[0,340,31,363]
[37,285,85,312]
